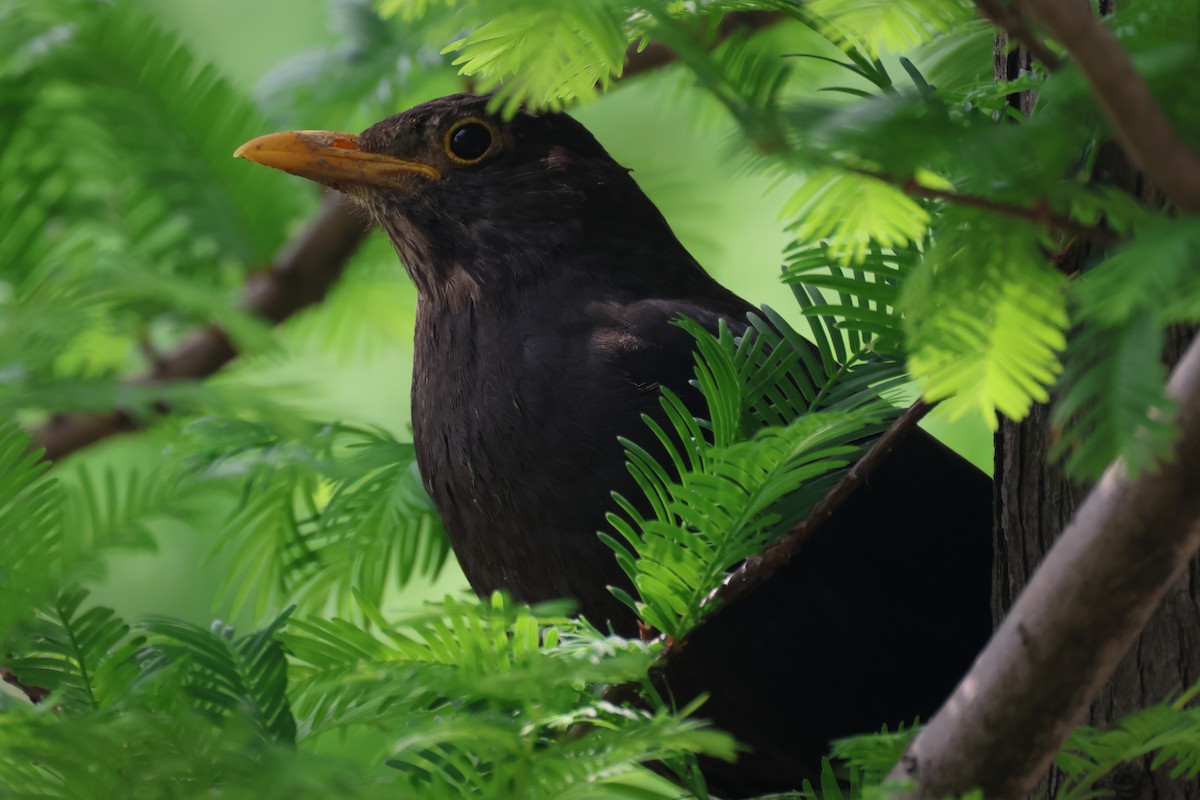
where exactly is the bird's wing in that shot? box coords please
[589,294,756,416]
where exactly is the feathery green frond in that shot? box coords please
[1048,218,1200,479]
[259,0,461,129]
[1056,681,1200,799]
[1070,218,1200,328]
[904,216,1068,428]
[1052,313,1175,481]
[0,702,394,800]
[58,9,311,267]
[290,426,451,615]
[176,419,447,617]
[61,465,202,560]
[398,0,636,114]
[143,609,297,744]
[0,417,62,637]
[3,587,143,712]
[605,245,909,636]
[782,241,914,359]
[781,169,930,265]
[830,722,920,789]
[286,592,733,798]
[607,407,879,638]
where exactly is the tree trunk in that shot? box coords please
[993,19,1200,800]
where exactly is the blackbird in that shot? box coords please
[236,93,992,795]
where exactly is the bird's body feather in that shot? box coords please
[411,242,753,634]
[236,94,993,796]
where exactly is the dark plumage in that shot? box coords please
[235,94,992,795]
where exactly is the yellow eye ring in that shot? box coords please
[443,117,498,164]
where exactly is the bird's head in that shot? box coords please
[236,94,691,298]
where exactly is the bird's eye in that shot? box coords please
[444,119,495,164]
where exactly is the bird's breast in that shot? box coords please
[408,293,646,627]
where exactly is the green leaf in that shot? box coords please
[904,217,1068,428]
[1056,681,1200,799]
[4,587,143,712]
[142,609,297,745]
[609,408,880,639]
[441,1,634,114]
[1070,217,1200,328]
[781,169,931,265]
[0,417,62,637]
[1051,313,1175,481]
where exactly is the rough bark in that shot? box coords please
[990,5,1200,798]
[996,341,1200,800]
[891,314,1200,799]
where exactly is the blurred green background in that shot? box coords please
[82,0,991,628]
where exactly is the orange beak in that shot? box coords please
[233,130,441,189]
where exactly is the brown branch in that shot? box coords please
[621,10,784,81]
[974,0,1063,72]
[33,194,370,461]
[852,168,1116,249]
[1,667,50,704]
[886,329,1200,798]
[1020,0,1200,213]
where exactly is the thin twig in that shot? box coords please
[851,168,1116,250]
[33,194,369,461]
[975,0,1063,72]
[621,10,783,81]
[1,667,49,704]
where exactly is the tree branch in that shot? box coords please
[33,194,369,461]
[886,326,1200,798]
[1020,0,1200,213]
[621,10,783,81]
[974,0,1062,72]
[1,667,50,704]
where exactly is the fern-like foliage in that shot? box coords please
[903,214,1068,429]
[376,0,640,114]
[176,419,450,617]
[604,267,906,637]
[1056,681,1200,799]
[782,242,913,360]
[258,0,463,130]
[0,603,392,799]
[285,591,734,798]
[1051,315,1174,480]
[781,169,931,265]
[606,406,877,638]
[0,1,316,424]
[142,609,297,744]
[1052,217,1200,478]
[4,587,143,712]
[58,9,309,267]
[0,419,62,637]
